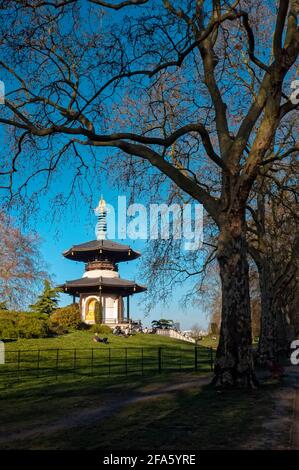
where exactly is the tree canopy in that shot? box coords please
[0,0,298,387]
[29,280,60,315]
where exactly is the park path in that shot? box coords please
[0,373,211,446]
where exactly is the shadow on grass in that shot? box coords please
[0,371,284,450]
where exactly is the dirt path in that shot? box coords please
[0,374,211,446]
[241,366,299,450]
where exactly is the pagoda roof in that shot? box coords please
[63,239,141,262]
[58,276,147,297]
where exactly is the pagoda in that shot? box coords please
[59,197,146,326]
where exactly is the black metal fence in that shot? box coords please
[0,346,215,385]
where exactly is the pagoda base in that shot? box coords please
[80,293,126,325]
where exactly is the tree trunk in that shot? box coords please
[275,306,290,356]
[257,263,277,364]
[257,260,293,364]
[212,222,257,388]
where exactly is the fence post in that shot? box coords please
[179,348,182,370]
[56,349,59,381]
[7,346,219,385]
[125,348,128,376]
[91,348,94,377]
[37,350,40,378]
[108,348,111,376]
[158,347,162,373]
[17,350,21,382]
[73,348,77,377]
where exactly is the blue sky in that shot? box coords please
[31,183,209,331]
[0,117,209,330]
[0,1,218,330]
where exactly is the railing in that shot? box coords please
[0,346,215,386]
[104,318,132,324]
[156,329,196,344]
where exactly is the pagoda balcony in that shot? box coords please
[85,260,118,272]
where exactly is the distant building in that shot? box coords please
[173,322,180,331]
[59,197,146,326]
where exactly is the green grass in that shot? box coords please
[0,333,290,450]
[0,331,215,387]
[0,371,286,450]
[2,330,219,350]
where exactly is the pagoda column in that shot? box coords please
[117,296,123,323]
[127,295,130,321]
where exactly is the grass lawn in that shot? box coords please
[0,370,290,450]
[3,330,219,350]
[0,331,217,388]
[0,332,293,450]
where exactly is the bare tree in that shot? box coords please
[191,323,205,343]
[247,161,299,363]
[0,212,47,309]
[0,1,298,386]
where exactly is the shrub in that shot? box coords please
[90,324,112,335]
[0,310,26,320]
[78,322,90,330]
[0,318,18,339]
[50,303,81,329]
[94,301,103,324]
[49,322,68,336]
[0,310,50,339]
[18,314,49,339]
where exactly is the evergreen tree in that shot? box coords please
[0,301,8,311]
[94,301,103,324]
[30,280,60,315]
[152,319,174,330]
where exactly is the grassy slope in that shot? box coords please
[3,330,218,350]
[4,330,189,350]
[1,331,217,388]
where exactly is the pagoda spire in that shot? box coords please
[94,195,107,240]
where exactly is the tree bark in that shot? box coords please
[257,257,296,364]
[257,263,277,364]
[212,219,257,388]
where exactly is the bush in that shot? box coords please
[18,314,49,339]
[0,311,50,339]
[90,324,112,335]
[0,318,18,339]
[49,322,68,336]
[50,304,81,329]
[0,309,26,320]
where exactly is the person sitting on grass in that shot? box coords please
[93,333,109,344]
[113,325,122,336]
[124,326,130,337]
